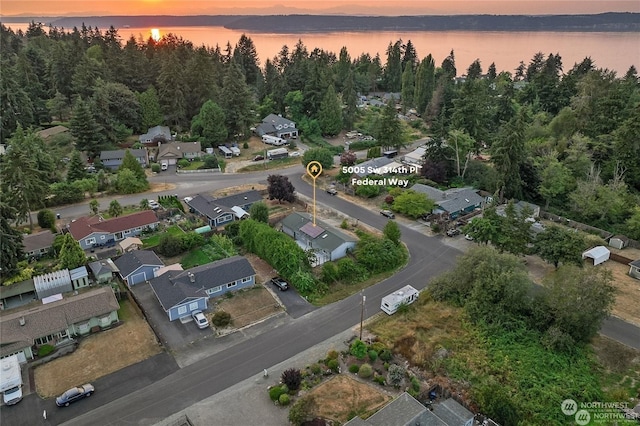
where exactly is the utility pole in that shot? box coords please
[359,291,366,340]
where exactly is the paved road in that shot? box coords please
[9,164,639,425]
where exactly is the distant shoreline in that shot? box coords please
[1,13,639,33]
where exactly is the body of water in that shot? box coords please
[5,22,640,75]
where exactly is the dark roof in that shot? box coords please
[88,259,119,277]
[68,211,159,240]
[188,191,262,220]
[113,250,164,278]
[256,114,297,136]
[149,256,255,310]
[629,259,640,268]
[22,231,57,253]
[99,149,147,160]
[363,392,427,426]
[281,212,357,252]
[353,157,394,178]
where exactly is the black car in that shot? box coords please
[270,277,289,291]
[326,187,338,195]
[253,155,265,161]
[56,384,95,407]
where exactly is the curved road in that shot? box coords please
[16,167,640,425]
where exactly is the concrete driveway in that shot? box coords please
[267,279,317,319]
[129,282,213,351]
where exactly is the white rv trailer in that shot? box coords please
[380,285,419,315]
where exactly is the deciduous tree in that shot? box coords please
[267,175,296,203]
[302,148,334,170]
[391,190,434,219]
[108,200,123,217]
[534,225,586,268]
[249,201,269,223]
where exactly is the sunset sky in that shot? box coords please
[2,0,639,17]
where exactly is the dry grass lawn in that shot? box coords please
[214,286,282,330]
[599,260,640,327]
[34,300,161,398]
[305,375,392,423]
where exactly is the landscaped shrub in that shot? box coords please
[38,344,55,357]
[320,262,339,284]
[349,364,360,374]
[269,385,286,401]
[310,364,322,375]
[368,350,378,362]
[411,376,421,392]
[379,349,393,362]
[151,163,161,173]
[358,363,373,378]
[327,350,339,360]
[370,342,386,353]
[288,395,316,426]
[327,359,339,373]
[387,364,406,388]
[211,311,231,327]
[350,339,368,359]
[374,375,386,385]
[281,368,303,391]
[279,393,291,405]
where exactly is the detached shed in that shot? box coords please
[609,235,630,250]
[629,259,640,280]
[582,246,610,266]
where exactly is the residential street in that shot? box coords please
[6,165,639,426]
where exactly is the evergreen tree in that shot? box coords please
[414,55,435,115]
[401,65,415,111]
[119,150,147,181]
[158,53,187,130]
[184,48,221,120]
[221,62,254,139]
[342,71,358,130]
[318,85,342,136]
[0,198,24,278]
[375,101,404,151]
[47,91,70,121]
[334,46,352,92]
[137,87,163,131]
[383,41,403,91]
[108,199,123,217]
[0,62,34,142]
[67,151,87,182]
[233,34,261,87]
[58,233,86,269]
[70,97,104,157]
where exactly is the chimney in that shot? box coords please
[19,317,25,326]
[188,272,195,283]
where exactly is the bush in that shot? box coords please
[320,262,339,284]
[288,395,316,426]
[38,344,55,357]
[379,349,393,362]
[327,350,339,360]
[151,163,161,173]
[368,350,378,362]
[387,364,406,388]
[374,375,386,385]
[358,363,373,378]
[269,385,286,401]
[37,209,57,230]
[177,159,189,168]
[211,311,231,327]
[327,359,339,372]
[243,141,249,149]
[310,364,322,375]
[281,368,303,391]
[279,393,291,405]
[340,219,348,229]
[349,364,360,374]
[370,342,386,353]
[350,339,368,359]
[411,376,421,392]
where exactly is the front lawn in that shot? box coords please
[142,225,185,248]
[238,157,300,172]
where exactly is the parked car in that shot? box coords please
[148,200,160,210]
[56,384,94,407]
[270,277,289,291]
[464,234,474,241]
[290,151,302,157]
[380,210,395,219]
[446,229,461,237]
[326,187,338,195]
[253,155,265,161]
[191,310,209,329]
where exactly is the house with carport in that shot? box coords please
[67,210,159,250]
[113,250,164,286]
[186,190,262,228]
[149,256,256,321]
[0,286,119,363]
[281,212,357,266]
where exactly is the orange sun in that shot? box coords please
[150,28,161,42]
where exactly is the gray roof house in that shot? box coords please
[352,157,395,178]
[281,212,357,266]
[139,125,172,144]
[497,200,540,220]
[412,184,484,219]
[149,256,256,321]
[100,148,149,170]
[22,231,57,258]
[113,250,164,286]
[0,286,119,363]
[255,114,299,139]
[187,190,262,228]
[157,142,202,165]
[345,392,475,426]
[88,259,120,284]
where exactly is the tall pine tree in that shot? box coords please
[318,84,342,136]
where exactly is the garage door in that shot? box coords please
[129,272,147,285]
[2,351,27,363]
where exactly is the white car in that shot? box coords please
[191,310,209,329]
[148,200,160,210]
[290,151,302,157]
[464,234,474,241]
[183,196,193,203]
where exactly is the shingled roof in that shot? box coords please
[68,211,159,240]
[0,287,119,357]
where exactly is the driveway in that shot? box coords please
[129,282,213,351]
[267,280,317,319]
